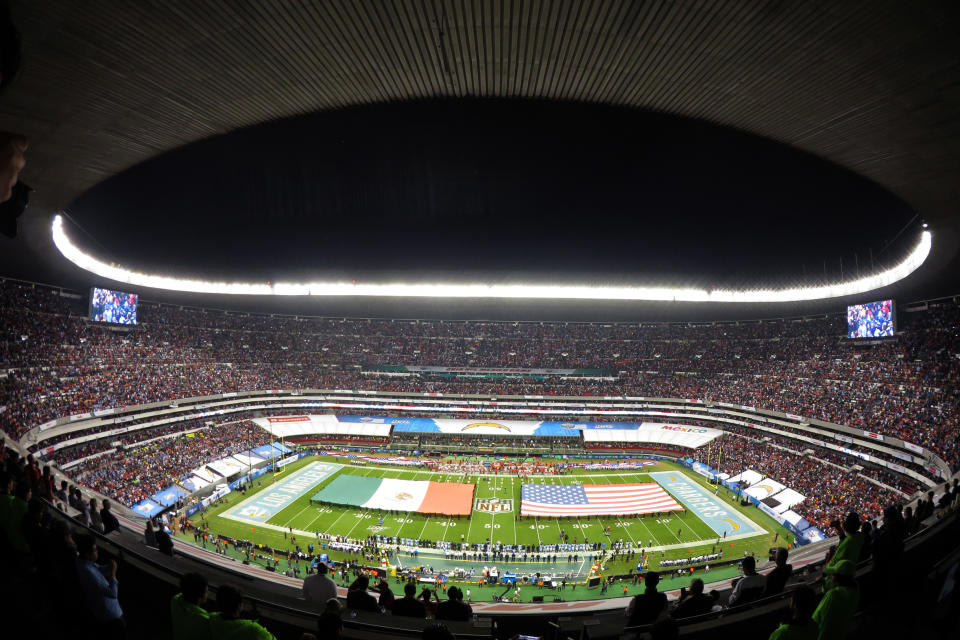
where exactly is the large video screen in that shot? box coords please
[847,299,894,338]
[89,287,138,325]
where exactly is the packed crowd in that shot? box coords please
[716,435,898,531]
[68,420,269,506]
[2,279,959,512]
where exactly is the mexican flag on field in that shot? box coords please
[312,475,475,516]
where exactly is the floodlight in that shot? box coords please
[51,214,932,303]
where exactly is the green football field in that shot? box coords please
[179,455,794,598]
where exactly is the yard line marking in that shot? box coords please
[324,506,350,532]
[416,514,432,541]
[343,509,368,539]
[282,504,314,529]
[302,509,329,534]
[465,475,476,544]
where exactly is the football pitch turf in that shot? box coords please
[181,455,794,592]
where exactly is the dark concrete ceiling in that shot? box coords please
[0,0,958,319]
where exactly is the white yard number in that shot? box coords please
[484,523,501,529]
[655,519,671,525]
[436,521,457,527]
[529,525,548,530]
[353,513,372,519]
[394,518,413,524]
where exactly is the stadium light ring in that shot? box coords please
[51,215,932,303]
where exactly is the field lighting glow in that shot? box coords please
[52,214,932,302]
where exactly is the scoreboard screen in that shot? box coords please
[846,299,894,338]
[89,287,138,325]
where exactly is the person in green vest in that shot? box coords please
[825,512,865,571]
[768,585,818,640]
[812,560,859,640]
[210,584,276,640]
[170,572,212,640]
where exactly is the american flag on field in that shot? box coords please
[520,483,683,517]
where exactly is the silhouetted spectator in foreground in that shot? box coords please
[768,585,818,640]
[393,582,427,618]
[437,585,473,621]
[626,571,666,626]
[346,574,380,613]
[156,525,174,556]
[826,512,864,572]
[812,560,859,640]
[75,534,125,639]
[89,497,103,532]
[303,563,338,611]
[100,499,120,534]
[210,584,276,639]
[170,572,211,640]
[377,578,395,612]
[672,578,712,619]
[764,548,793,596]
[144,519,157,547]
[728,556,765,607]
[317,598,343,640]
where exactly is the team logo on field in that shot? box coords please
[718,518,741,532]
[239,507,270,518]
[462,422,511,432]
[474,498,513,513]
[395,492,414,501]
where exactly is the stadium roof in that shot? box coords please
[1,1,958,320]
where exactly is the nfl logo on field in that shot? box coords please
[475,498,513,513]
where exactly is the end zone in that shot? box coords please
[222,462,342,525]
[649,471,762,537]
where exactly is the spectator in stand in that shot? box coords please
[1,480,30,554]
[419,587,440,618]
[870,504,906,613]
[671,578,713,619]
[101,499,120,534]
[728,556,765,607]
[156,523,174,556]
[170,572,211,640]
[436,586,472,621]
[55,479,68,504]
[377,578,395,612]
[0,132,27,203]
[768,585,818,640]
[89,497,103,532]
[346,575,380,613]
[75,534,125,638]
[144,520,157,547]
[210,584,276,639]
[764,548,793,596]
[303,563,338,610]
[626,571,666,626]
[825,513,864,572]
[317,598,344,640]
[393,582,427,618]
[812,560,859,640]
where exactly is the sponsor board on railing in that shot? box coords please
[903,441,924,455]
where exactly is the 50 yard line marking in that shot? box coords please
[464,475,476,544]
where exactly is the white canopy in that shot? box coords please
[254,415,392,438]
[744,477,786,500]
[727,469,764,486]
